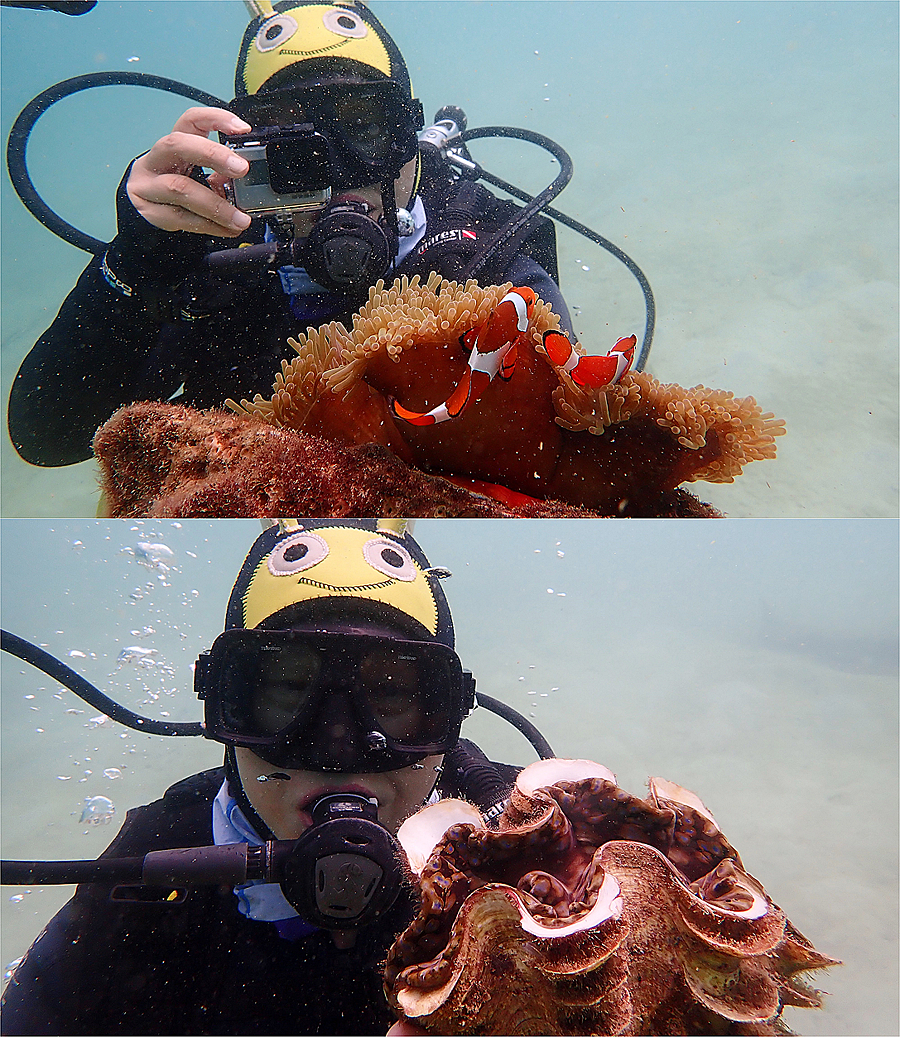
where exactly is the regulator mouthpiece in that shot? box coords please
[279,792,402,929]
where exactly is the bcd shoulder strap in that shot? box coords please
[400,166,560,287]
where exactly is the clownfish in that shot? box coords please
[390,287,537,426]
[542,330,637,389]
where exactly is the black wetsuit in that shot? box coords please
[0,740,519,1036]
[8,148,572,468]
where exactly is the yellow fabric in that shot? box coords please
[242,3,392,95]
[242,525,439,633]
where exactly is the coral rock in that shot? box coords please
[93,403,721,518]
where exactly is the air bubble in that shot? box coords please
[4,958,23,982]
[80,796,115,825]
[115,646,159,668]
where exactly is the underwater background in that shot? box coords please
[0,0,897,517]
[1,517,897,1034]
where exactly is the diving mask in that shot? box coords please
[196,628,474,772]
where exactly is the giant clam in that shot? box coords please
[385,759,837,1035]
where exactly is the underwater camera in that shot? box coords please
[222,124,333,217]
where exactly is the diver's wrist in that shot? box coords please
[111,160,213,291]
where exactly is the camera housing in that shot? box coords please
[222,126,332,217]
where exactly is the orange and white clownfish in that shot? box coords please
[542,329,637,389]
[390,287,537,426]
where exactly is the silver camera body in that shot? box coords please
[223,136,331,218]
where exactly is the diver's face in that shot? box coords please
[290,154,418,238]
[235,746,443,839]
[252,643,427,744]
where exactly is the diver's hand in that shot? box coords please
[126,107,253,237]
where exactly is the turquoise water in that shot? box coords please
[1,517,898,1034]
[1,1,897,516]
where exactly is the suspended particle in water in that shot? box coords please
[67,649,87,658]
[80,796,115,825]
[85,715,111,729]
[102,768,122,780]
[9,895,24,904]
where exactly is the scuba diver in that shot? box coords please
[7,0,576,468]
[0,520,537,1035]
